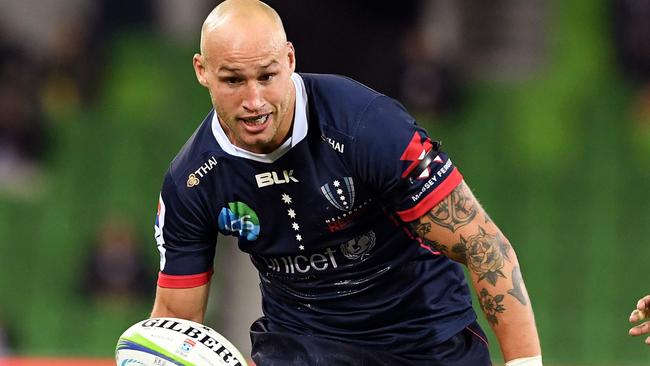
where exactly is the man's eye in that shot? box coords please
[220,76,242,84]
[259,73,275,82]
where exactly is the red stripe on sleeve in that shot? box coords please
[157,269,214,289]
[397,168,463,222]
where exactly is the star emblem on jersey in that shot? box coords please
[320,177,355,211]
[281,193,292,204]
[280,194,304,249]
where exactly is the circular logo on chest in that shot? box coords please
[340,231,376,260]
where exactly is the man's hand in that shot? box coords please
[628,295,650,345]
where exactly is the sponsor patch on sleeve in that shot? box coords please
[396,134,463,222]
[399,132,442,180]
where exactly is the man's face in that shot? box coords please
[196,36,296,154]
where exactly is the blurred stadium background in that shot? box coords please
[0,0,649,365]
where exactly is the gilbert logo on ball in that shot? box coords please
[116,317,248,366]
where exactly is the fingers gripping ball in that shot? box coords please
[116,317,248,366]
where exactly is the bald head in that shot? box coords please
[192,0,297,154]
[200,0,287,58]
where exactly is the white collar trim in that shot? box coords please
[211,73,308,163]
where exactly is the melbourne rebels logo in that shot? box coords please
[320,177,356,211]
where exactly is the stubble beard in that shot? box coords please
[216,107,280,152]
[213,80,294,153]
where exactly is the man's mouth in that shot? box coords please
[240,113,271,126]
[239,113,273,134]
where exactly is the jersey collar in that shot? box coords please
[211,73,308,163]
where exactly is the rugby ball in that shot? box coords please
[116,317,248,366]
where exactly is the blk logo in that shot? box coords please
[255,170,299,188]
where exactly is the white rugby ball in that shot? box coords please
[115,317,248,366]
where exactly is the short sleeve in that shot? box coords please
[154,172,217,288]
[351,96,463,222]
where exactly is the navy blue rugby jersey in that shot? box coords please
[154,73,476,357]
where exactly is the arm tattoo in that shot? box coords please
[412,221,432,237]
[479,288,506,326]
[426,182,477,232]
[421,238,448,254]
[451,242,467,263]
[507,266,528,305]
[412,221,449,254]
[465,227,511,286]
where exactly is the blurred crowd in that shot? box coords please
[0,34,47,195]
[0,0,209,197]
[81,214,153,304]
[0,0,548,198]
[615,0,650,131]
[1,0,649,197]
[0,315,15,356]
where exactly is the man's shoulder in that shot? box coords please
[299,73,388,138]
[166,110,224,187]
[300,73,383,107]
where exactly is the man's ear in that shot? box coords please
[193,54,209,87]
[286,42,296,72]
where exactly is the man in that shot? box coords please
[629,295,650,345]
[151,0,543,364]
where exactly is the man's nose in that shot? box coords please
[242,82,265,112]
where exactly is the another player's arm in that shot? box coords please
[151,284,210,323]
[409,180,541,363]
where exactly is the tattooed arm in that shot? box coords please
[409,180,541,362]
